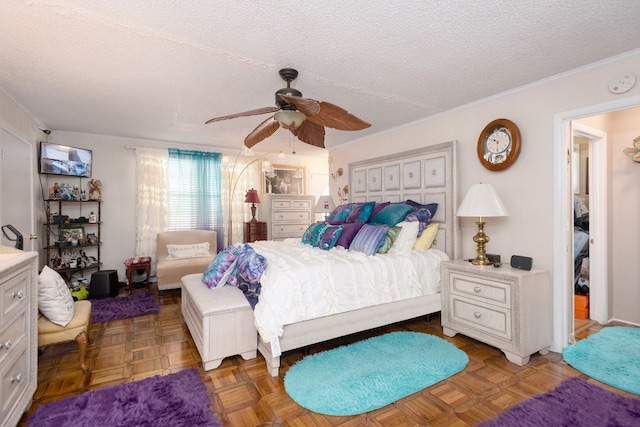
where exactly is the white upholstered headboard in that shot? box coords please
[348,141,459,259]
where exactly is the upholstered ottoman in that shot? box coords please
[181,274,257,370]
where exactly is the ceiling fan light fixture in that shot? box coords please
[274,110,306,129]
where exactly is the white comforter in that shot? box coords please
[250,239,449,355]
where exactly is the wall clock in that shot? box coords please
[477,118,521,171]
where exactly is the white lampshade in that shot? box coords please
[274,110,306,129]
[315,195,336,214]
[457,183,508,218]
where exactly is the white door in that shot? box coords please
[0,128,36,251]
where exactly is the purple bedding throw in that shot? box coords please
[202,243,266,308]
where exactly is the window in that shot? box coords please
[167,149,224,249]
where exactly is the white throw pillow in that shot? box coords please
[389,221,420,254]
[166,242,210,260]
[38,265,75,327]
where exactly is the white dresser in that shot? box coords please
[0,247,38,427]
[260,194,315,240]
[441,259,551,366]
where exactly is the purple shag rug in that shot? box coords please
[91,292,159,323]
[28,369,222,427]
[478,377,640,427]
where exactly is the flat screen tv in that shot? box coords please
[39,142,92,178]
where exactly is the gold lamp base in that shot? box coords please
[471,219,493,266]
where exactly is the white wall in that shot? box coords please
[330,50,640,339]
[43,132,328,279]
[607,109,640,324]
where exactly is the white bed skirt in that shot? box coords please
[258,292,441,376]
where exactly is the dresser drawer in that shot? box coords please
[272,224,308,238]
[449,272,510,308]
[450,295,511,340]
[272,210,312,223]
[271,199,313,210]
[2,269,29,320]
[0,339,29,419]
[0,311,27,365]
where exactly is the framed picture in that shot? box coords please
[263,165,306,194]
[61,227,84,242]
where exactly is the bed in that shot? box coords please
[248,141,460,376]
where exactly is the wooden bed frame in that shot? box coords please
[258,141,459,376]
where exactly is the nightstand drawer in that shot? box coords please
[449,272,510,308]
[450,296,511,340]
[272,210,312,222]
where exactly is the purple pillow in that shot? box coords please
[318,225,344,250]
[349,224,389,256]
[346,201,376,224]
[336,223,364,248]
[405,201,438,223]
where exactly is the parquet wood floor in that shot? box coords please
[19,286,637,426]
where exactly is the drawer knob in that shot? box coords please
[473,287,481,293]
[474,312,481,319]
[0,340,12,350]
[10,373,24,383]
[12,289,25,299]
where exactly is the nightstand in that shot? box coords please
[441,259,551,366]
[244,221,267,243]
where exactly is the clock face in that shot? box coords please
[477,119,521,171]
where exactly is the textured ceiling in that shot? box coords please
[2,1,640,157]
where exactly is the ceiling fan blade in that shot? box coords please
[205,106,279,124]
[306,101,371,131]
[244,116,280,148]
[291,120,325,148]
[277,94,321,115]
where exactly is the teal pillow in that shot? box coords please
[349,224,389,256]
[371,203,413,225]
[346,201,376,224]
[302,223,324,245]
[327,203,357,221]
[312,223,330,247]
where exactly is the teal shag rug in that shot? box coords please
[284,331,468,416]
[563,326,640,395]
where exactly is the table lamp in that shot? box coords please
[244,189,261,222]
[315,195,336,220]
[457,183,508,266]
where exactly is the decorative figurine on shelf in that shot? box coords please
[80,188,88,201]
[49,182,61,199]
[88,179,102,201]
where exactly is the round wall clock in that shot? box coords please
[477,118,521,171]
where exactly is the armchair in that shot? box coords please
[156,230,217,291]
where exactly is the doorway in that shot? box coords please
[553,94,640,352]
[0,127,36,251]
[571,123,607,338]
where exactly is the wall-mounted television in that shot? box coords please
[39,142,92,178]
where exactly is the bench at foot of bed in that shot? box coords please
[181,274,257,370]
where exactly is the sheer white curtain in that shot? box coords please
[134,148,169,260]
[222,154,263,247]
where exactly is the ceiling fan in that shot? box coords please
[205,68,371,149]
